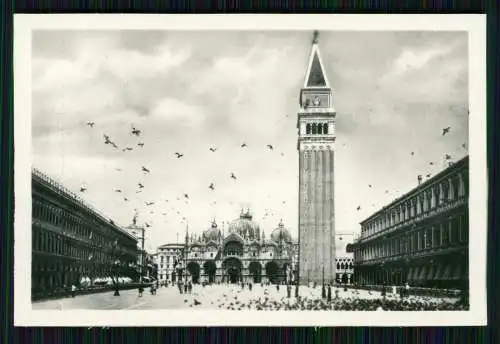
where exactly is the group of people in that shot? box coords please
[177,280,194,294]
[137,283,158,297]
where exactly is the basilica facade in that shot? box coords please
[173,210,299,285]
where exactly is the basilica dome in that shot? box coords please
[203,220,221,242]
[228,209,260,241]
[270,220,293,244]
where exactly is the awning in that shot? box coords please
[433,265,442,280]
[406,268,414,281]
[411,267,420,281]
[451,264,462,280]
[426,266,435,281]
[417,266,427,281]
[441,265,452,280]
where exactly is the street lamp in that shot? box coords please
[321,266,326,299]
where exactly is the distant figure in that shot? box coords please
[71,284,76,298]
[138,286,144,297]
[188,281,192,294]
[276,284,280,292]
[114,285,120,296]
[405,282,410,298]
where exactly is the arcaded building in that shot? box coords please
[31,168,138,298]
[173,210,298,284]
[351,156,469,290]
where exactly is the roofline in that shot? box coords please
[158,243,185,248]
[359,155,469,225]
[303,43,331,88]
[32,167,137,242]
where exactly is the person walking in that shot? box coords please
[138,286,144,297]
[71,284,77,298]
[405,282,410,298]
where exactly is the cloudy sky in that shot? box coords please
[31,30,468,251]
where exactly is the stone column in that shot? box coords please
[448,178,455,201]
[458,172,465,197]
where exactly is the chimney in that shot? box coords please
[417,175,422,185]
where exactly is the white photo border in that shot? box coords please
[14,14,487,327]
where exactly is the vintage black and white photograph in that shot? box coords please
[14,15,487,326]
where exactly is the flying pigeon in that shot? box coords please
[175,152,184,158]
[145,223,151,228]
[111,142,118,149]
[280,152,284,156]
[429,162,434,165]
[445,154,452,160]
[426,174,431,178]
[411,151,414,156]
[230,173,237,180]
[209,183,215,190]
[124,197,129,201]
[137,142,144,147]
[209,147,217,152]
[115,168,122,172]
[162,213,167,216]
[266,144,274,150]
[442,127,451,136]
[462,143,467,149]
[122,147,133,152]
[103,134,112,144]
[368,184,372,188]
[385,190,389,194]
[138,183,144,189]
[241,143,247,148]
[80,186,87,193]
[115,189,122,193]
[86,121,95,128]
[131,126,141,136]
[356,206,361,211]
[184,194,189,199]
[145,201,155,206]
[142,166,150,173]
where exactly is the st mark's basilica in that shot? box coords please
[172,209,299,285]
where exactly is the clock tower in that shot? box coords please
[297,31,336,285]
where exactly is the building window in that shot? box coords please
[318,123,323,134]
[306,123,311,134]
[450,218,458,244]
[312,123,317,134]
[323,123,328,134]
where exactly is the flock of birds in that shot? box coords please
[353,125,467,212]
[77,118,467,244]
[79,121,288,236]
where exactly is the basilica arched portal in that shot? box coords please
[222,257,242,284]
[248,261,262,283]
[187,262,201,284]
[203,261,217,284]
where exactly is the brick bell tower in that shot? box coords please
[297,31,336,285]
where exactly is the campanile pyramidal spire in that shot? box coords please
[297,31,337,284]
